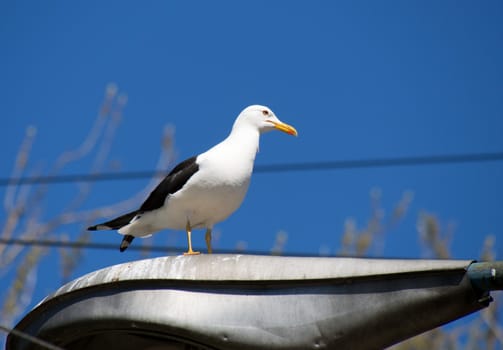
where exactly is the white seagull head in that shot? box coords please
[233,105,298,136]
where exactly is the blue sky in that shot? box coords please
[1,0,503,339]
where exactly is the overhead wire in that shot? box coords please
[0,237,176,253]
[0,237,321,257]
[0,151,502,187]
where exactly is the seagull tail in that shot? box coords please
[87,210,140,231]
[120,235,135,252]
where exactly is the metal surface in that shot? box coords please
[6,255,493,350]
[468,261,503,291]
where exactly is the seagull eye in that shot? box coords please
[262,110,270,116]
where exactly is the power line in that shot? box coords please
[0,237,173,253]
[255,151,503,173]
[0,237,318,257]
[1,151,502,187]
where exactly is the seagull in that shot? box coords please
[88,105,298,255]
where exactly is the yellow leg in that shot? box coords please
[205,228,212,254]
[183,221,200,256]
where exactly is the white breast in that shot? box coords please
[156,126,259,230]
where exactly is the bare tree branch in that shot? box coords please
[0,84,176,333]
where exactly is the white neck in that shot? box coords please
[224,124,260,161]
[198,123,261,167]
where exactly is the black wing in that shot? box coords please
[87,210,140,230]
[139,156,199,212]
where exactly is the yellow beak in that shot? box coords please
[269,120,298,136]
